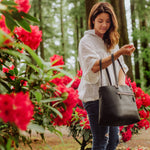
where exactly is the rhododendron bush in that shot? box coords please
[0,1,76,149]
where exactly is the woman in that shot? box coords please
[78,2,135,150]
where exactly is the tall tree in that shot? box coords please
[110,0,134,80]
[130,0,140,86]
[60,0,65,63]
[85,0,98,29]
[38,0,44,59]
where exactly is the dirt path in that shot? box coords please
[18,127,150,150]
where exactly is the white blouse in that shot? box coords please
[78,29,128,102]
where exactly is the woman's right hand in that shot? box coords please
[119,44,135,56]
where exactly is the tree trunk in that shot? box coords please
[140,20,150,87]
[85,0,98,29]
[110,0,134,80]
[130,0,141,86]
[60,0,65,63]
[38,0,44,59]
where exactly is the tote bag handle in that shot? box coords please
[99,54,132,87]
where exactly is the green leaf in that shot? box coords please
[0,49,31,63]
[0,79,12,93]
[9,70,14,75]
[44,104,63,119]
[2,12,18,31]
[25,63,40,72]
[14,68,18,76]
[1,1,17,5]
[34,91,42,102]
[6,138,12,150]
[20,12,40,23]
[27,123,45,133]
[41,97,63,103]
[49,72,64,80]
[50,66,73,78]
[16,18,31,32]
[14,43,44,69]
[61,92,68,100]
[0,64,2,71]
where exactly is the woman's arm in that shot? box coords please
[118,69,126,85]
[91,44,135,73]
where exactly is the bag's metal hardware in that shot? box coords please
[117,92,134,96]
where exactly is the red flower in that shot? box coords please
[50,54,64,66]
[61,76,72,85]
[0,92,34,130]
[141,93,150,107]
[0,15,10,34]
[0,94,14,122]
[77,69,82,78]
[75,107,87,118]
[139,110,149,119]
[52,85,78,126]
[71,77,80,89]
[20,80,27,86]
[50,78,63,86]
[9,76,15,80]
[137,119,149,130]
[15,0,31,13]
[119,126,124,132]
[14,25,42,50]
[13,92,34,130]
[77,98,83,108]
[17,48,24,53]
[3,65,15,80]
[136,98,142,109]
[121,129,132,142]
[80,118,90,129]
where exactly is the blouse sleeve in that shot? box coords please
[78,38,101,84]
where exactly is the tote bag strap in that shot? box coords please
[111,54,132,88]
[99,59,112,86]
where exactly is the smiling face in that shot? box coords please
[93,13,111,38]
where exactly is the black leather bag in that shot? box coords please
[98,54,140,126]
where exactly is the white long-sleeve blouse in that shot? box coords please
[78,29,128,103]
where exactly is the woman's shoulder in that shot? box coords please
[80,29,101,45]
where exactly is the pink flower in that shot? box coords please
[15,0,31,13]
[14,25,42,50]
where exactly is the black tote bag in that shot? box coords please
[98,54,140,126]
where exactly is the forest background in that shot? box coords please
[0,0,150,149]
[29,0,150,93]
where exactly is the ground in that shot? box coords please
[18,127,150,150]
